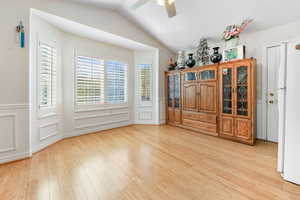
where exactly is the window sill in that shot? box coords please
[74,103,129,113]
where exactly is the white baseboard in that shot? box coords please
[0,151,30,164]
[31,134,63,154]
[64,121,132,138]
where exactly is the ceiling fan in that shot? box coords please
[131,0,177,18]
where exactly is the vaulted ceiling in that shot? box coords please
[67,0,300,52]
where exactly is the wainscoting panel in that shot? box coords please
[65,106,132,138]
[0,104,30,164]
[74,112,130,130]
[39,122,58,141]
[138,112,152,120]
[0,114,16,153]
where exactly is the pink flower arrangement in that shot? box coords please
[223,19,253,41]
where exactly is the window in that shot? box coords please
[75,56,105,104]
[39,42,57,108]
[106,61,128,103]
[75,56,128,105]
[139,64,152,102]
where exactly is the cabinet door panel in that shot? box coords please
[183,84,198,112]
[220,67,234,115]
[235,64,251,117]
[168,108,175,123]
[199,82,217,113]
[167,75,174,107]
[174,109,181,124]
[220,117,234,137]
[235,118,252,140]
[174,74,181,108]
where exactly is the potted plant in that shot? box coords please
[223,19,253,48]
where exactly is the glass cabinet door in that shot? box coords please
[200,70,215,81]
[236,66,249,116]
[174,74,180,108]
[167,75,174,107]
[184,72,197,82]
[222,68,233,114]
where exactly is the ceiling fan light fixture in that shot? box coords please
[156,0,174,6]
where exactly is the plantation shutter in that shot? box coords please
[39,42,57,108]
[105,61,128,103]
[139,64,152,102]
[76,56,105,104]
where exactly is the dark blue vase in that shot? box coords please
[186,53,196,68]
[210,47,222,63]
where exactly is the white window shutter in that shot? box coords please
[139,64,152,103]
[75,56,105,104]
[39,42,57,108]
[105,61,128,104]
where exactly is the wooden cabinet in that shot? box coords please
[219,59,256,144]
[165,59,256,145]
[166,72,181,125]
[181,65,218,136]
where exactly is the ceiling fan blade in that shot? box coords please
[131,0,151,10]
[164,0,176,18]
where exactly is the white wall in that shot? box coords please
[62,32,134,138]
[0,0,174,163]
[30,14,63,153]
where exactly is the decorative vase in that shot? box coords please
[186,53,196,68]
[210,47,222,63]
[177,51,186,70]
[196,38,210,66]
[168,58,176,71]
[226,37,239,49]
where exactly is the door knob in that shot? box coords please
[269,100,274,104]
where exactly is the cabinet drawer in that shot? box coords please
[182,111,217,124]
[182,119,217,133]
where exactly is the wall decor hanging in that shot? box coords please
[16,21,25,48]
[196,38,210,66]
[223,45,245,62]
[222,19,253,48]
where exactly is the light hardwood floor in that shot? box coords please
[0,125,299,200]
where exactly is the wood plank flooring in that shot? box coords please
[0,125,300,200]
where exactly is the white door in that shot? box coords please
[283,40,300,185]
[134,50,158,124]
[265,45,281,142]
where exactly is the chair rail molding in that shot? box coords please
[0,104,29,110]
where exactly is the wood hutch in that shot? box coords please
[165,58,256,145]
